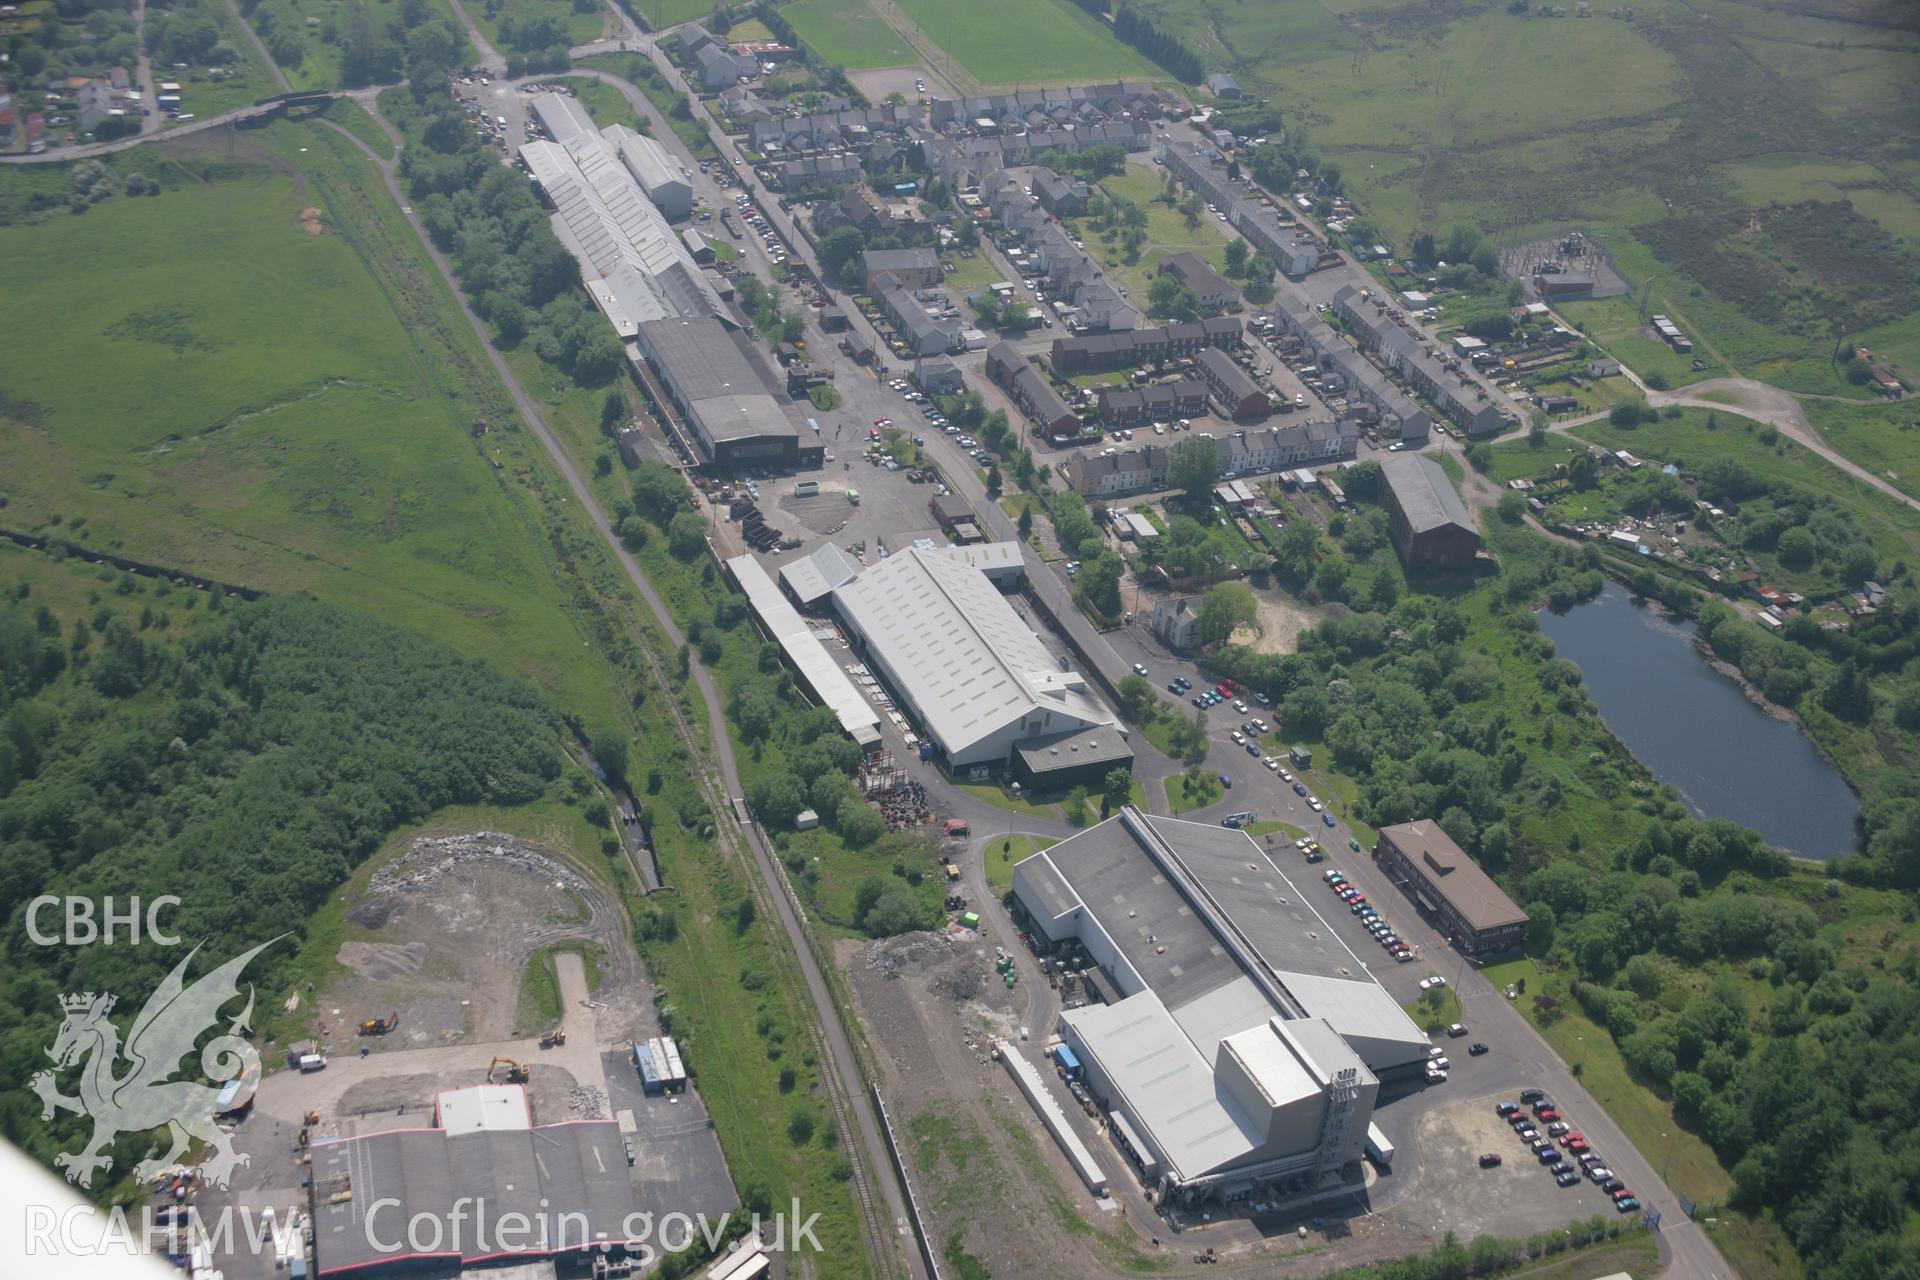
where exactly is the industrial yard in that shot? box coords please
[178,828,736,1280]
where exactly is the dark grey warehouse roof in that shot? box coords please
[1380,452,1475,536]
[311,1122,641,1275]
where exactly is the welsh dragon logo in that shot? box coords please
[30,938,281,1190]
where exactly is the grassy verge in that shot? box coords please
[955,782,1062,821]
[1165,771,1222,813]
[1476,959,1731,1205]
[322,97,396,160]
[983,833,1056,894]
[1401,985,1461,1033]
[575,53,718,159]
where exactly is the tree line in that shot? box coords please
[386,83,626,386]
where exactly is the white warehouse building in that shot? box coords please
[830,546,1115,770]
[522,93,723,338]
[1013,809,1430,1206]
[530,92,691,218]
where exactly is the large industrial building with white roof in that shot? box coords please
[725,539,1130,784]
[1013,809,1429,1206]
[830,545,1122,776]
[522,92,810,469]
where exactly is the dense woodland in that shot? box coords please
[0,573,562,1188]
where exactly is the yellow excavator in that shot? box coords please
[539,1022,567,1048]
[488,1056,531,1084]
[358,1011,398,1036]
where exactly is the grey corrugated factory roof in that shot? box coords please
[638,316,799,446]
[1380,453,1475,536]
[310,1121,641,1276]
[831,547,1111,758]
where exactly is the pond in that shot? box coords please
[1538,583,1860,860]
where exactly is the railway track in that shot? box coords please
[620,609,899,1278]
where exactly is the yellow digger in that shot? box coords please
[358,1011,398,1036]
[488,1057,531,1084]
[539,1022,567,1048]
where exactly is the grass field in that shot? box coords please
[1801,397,1920,502]
[1080,164,1237,300]
[1073,0,1920,402]
[630,0,712,29]
[565,77,651,133]
[940,250,1002,293]
[890,0,1158,86]
[0,121,624,720]
[780,0,917,69]
[469,0,610,54]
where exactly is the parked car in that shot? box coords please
[1495,1101,1519,1117]
[1470,1043,1490,1056]
[1615,1197,1640,1213]
[1555,1170,1581,1187]
[1479,1153,1502,1168]
[1520,1088,1546,1104]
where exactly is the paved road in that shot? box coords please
[225,0,293,93]
[133,0,160,138]
[321,101,922,1280]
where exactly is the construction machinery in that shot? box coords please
[358,1011,398,1036]
[539,1022,568,1048]
[488,1057,531,1084]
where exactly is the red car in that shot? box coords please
[1478,1153,1502,1168]
[1537,1109,1561,1124]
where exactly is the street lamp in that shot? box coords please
[1661,1130,1674,1186]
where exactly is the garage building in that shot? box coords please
[1012,810,1429,1206]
